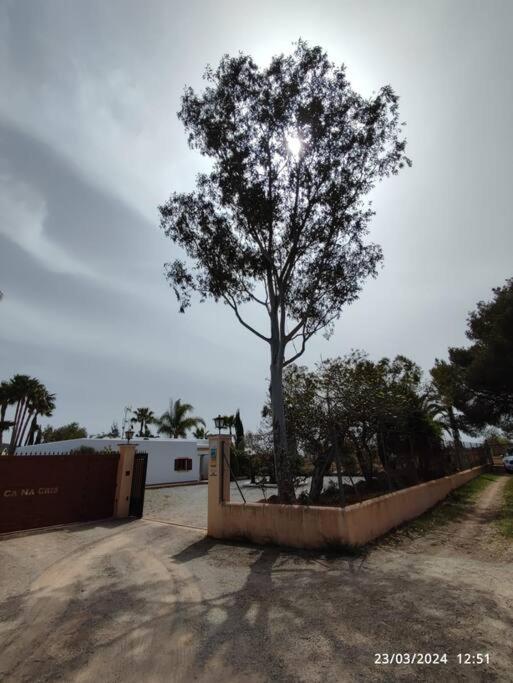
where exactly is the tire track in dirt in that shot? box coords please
[1,521,205,682]
[448,475,508,556]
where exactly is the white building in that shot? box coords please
[16,438,210,486]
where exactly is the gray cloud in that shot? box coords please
[1,0,513,434]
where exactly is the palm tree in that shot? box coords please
[193,426,208,439]
[21,383,56,447]
[7,375,56,453]
[24,386,56,445]
[428,360,469,449]
[130,407,156,437]
[157,399,205,439]
[25,415,40,446]
[8,375,36,453]
[0,380,15,444]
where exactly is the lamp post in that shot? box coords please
[212,414,246,503]
[125,427,134,444]
[213,414,225,435]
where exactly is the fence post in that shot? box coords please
[114,444,136,518]
[207,434,231,537]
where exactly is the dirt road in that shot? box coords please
[1,476,512,682]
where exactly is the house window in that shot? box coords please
[175,458,192,472]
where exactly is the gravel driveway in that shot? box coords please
[144,481,250,528]
[144,477,361,528]
[1,476,512,682]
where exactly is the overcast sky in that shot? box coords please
[1,0,512,436]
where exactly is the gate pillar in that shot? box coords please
[207,435,231,537]
[114,444,136,518]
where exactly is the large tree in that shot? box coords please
[449,278,513,432]
[160,41,410,500]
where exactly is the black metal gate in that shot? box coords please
[129,452,148,518]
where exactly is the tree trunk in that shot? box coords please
[9,399,26,454]
[374,429,393,491]
[8,400,20,453]
[309,450,333,502]
[350,436,373,484]
[19,409,35,448]
[26,415,38,445]
[249,456,256,484]
[376,424,387,470]
[0,402,7,443]
[448,407,463,470]
[333,442,345,507]
[269,341,295,502]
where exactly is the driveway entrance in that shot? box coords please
[1,477,512,682]
[144,479,266,529]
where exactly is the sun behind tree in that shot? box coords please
[160,40,410,500]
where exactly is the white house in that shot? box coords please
[16,438,210,486]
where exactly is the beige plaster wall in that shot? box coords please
[113,444,135,518]
[208,457,484,548]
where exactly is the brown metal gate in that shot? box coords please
[0,453,119,534]
[129,452,148,518]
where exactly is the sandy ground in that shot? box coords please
[0,476,512,682]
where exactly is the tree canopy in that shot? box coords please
[130,407,156,437]
[280,353,443,500]
[43,422,88,443]
[160,41,410,500]
[157,399,205,438]
[449,277,513,432]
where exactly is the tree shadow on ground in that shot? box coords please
[172,535,368,570]
[1,525,512,682]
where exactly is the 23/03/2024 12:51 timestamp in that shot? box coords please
[374,653,490,665]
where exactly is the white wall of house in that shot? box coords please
[17,438,209,486]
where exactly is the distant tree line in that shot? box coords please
[1,380,246,452]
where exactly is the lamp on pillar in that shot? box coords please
[211,414,246,503]
[125,427,134,444]
[213,415,226,435]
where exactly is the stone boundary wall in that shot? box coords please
[207,445,484,549]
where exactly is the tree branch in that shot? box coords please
[240,281,269,308]
[283,334,308,367]
[223,295,270,343]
